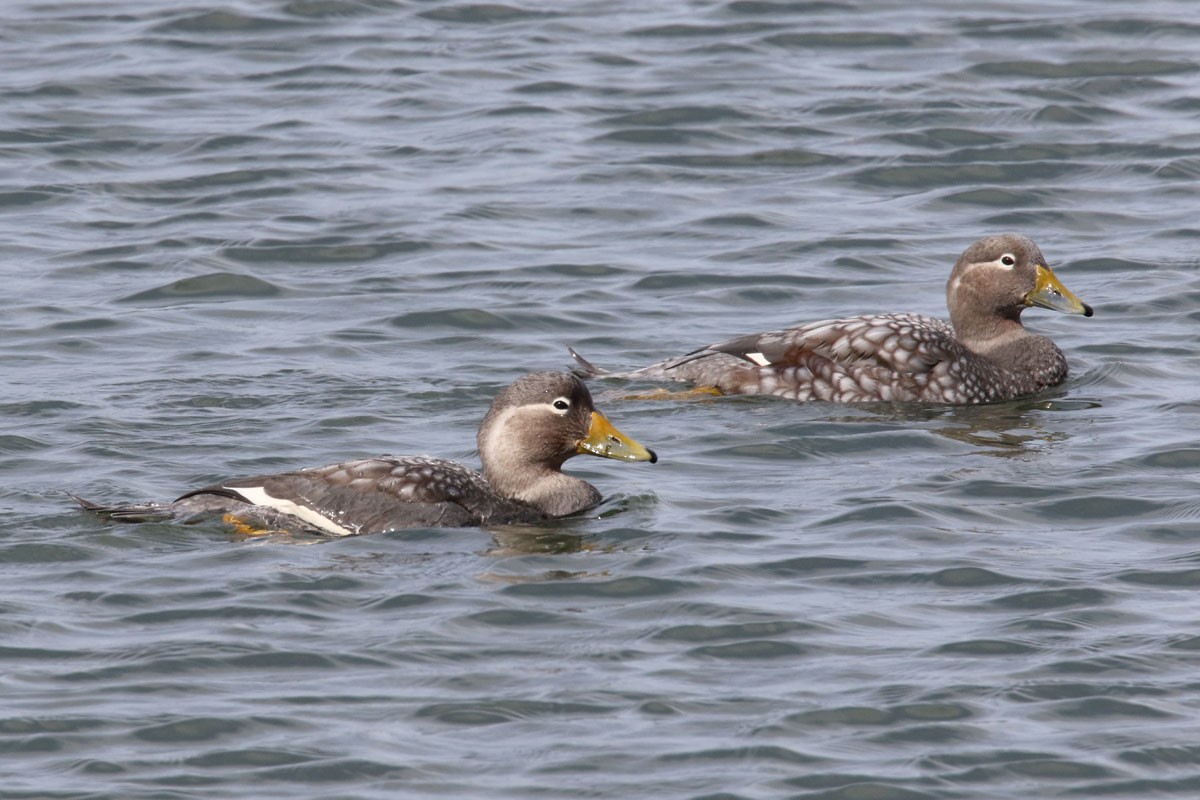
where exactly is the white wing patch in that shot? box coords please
[226,485,356,537]
[745,352,772,367]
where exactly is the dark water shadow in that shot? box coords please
[821,393,1104,458]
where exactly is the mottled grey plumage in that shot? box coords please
[74,372,656,536]
[574,234,1093,405]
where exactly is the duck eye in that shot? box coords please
[551,398,571,413]
[1000,254,1016,267]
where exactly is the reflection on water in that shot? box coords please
[932,402,1072,456]
[813,394,1106,458]
[932,396,1105,456]
[591,374,1106,458]
[484,525,588,557]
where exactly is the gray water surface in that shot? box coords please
[4,1,1200,798]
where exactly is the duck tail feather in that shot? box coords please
[567,346,610,378]
[69,493,177,523]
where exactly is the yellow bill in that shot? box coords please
[1026,263,1094,317]
[577,411,658,463]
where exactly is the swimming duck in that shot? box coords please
[74,371,657,535]
[572,234,1092,405]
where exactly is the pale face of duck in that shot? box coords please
[477,372,656,482]
[946,234,1092,346]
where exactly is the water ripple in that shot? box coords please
[5,0,1200,798]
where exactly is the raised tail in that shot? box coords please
[69,493,177,523]
[567,346,611,378]
[568,345,721,383]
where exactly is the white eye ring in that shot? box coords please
[998,253,1017,269]
[551,397,571,414]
